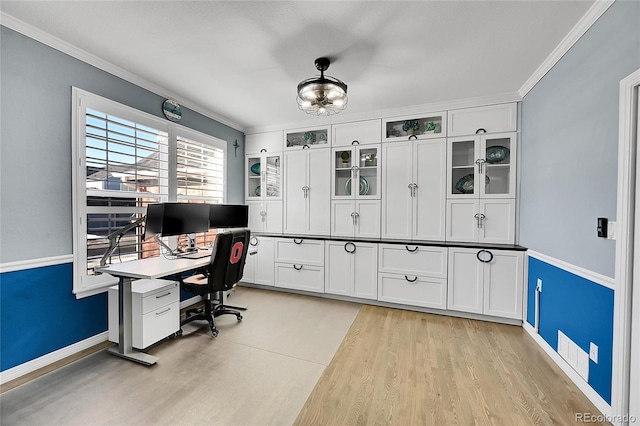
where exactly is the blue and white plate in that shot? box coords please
[345,176,369,196]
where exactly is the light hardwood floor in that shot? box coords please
[2,289,608,425]
[295,305,608,426]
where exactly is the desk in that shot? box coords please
[97,256,210,365]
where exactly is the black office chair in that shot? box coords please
[180,228,250,337]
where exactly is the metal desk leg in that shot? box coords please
[106,276,158,366]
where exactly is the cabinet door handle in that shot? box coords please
[250,237,258,246]
[408,134,418,141]
[260,210,267,217]
[351,140,360,145]
[476,250,493,263]
[405,245,418,252]
[344,242,356,253]
[479,213,486,228]
[351,211,357,225]
[155,292,171,299]
[404,275,418,283]
[293,264,303,270]
[293,238,303,245]
[412,183,418,197]
[408,184,414,197]
[260,148,267,152]
[475,158,486,174]
[302,185,309,198]
[474,213,481,228]
[155,307,171,316]
[475,128,487,134]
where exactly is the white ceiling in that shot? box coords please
[1,1,595,133]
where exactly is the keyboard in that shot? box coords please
[178,249,212,259]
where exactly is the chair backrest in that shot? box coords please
[207,228,251,292]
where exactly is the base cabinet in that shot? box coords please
[242,236,275,286]
[108,279,180,349]
[274,238,325,293]
[378,273,447,309]
[447,248,524,319]
[325,241,378,300]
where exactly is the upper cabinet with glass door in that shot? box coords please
[447,133,516,199]
[246,153,282,201]
[382,112,446,142]
[284,126,330,150]
[332,144,381,199]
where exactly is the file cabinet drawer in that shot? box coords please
[140,282,179,314]
[274,263,324,293]
[275,238,324,266]
[378,273,447,309]
[378,244,447,278]
[136,301,180,349]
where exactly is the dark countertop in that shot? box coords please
[252,233,527,252]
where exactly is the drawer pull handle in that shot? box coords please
[405,275,418,283]
[408,134,417,140]
[250,237,258,246]
[156,292,171,299]
[351,140,359,145]
[476,250,493,263]
[260,148,267,152]
[293,264,303,270]
[293,238,303,245]
[303,144,310,149]
[155,307,171,316]
[405,245,418,252]
[344,242,356,253]
[475,128,487,134]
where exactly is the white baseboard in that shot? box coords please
[523,322,612,417]
[0,332,108,385]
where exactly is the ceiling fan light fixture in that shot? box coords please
[296,57,348,116]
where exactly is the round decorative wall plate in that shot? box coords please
[162,99,182,122]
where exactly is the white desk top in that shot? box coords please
[96,255,210,280]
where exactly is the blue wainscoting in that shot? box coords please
[526,256,614,404]
[0,263,108,371]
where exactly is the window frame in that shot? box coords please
[72,88,227,298]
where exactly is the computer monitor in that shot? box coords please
[209,204,249,229]
[160,203,210,236]
[144,203,210,239]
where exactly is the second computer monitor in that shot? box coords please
[144,203,210,238]
[209,204,249,229]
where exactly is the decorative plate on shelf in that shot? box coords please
[250,163,261,175]
[486,146,510,163]
[455,174,490,194]
[255,185,261,197]
[345,176,369,196]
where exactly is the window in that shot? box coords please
[72,88,227,297]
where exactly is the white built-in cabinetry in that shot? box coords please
[377,244,448,309]
[274,238,325,293]
[331,120,381,238]
[381,138,446,241]
[108,279,180,349]
[447,248,524,319]
[241,102,524,325]
[245,131,283,234]
[325,241,378,300]
[242,235,275,286]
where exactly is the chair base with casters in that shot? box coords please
[179,228,251,337]
[181,285,243,337]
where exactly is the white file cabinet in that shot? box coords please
[108,279,180,349]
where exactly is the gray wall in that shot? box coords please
[0,26,245,263]
[519,0,640,278]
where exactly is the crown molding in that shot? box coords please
[518,0,615,98]
[245,92,522,135]
[0,12,245,132]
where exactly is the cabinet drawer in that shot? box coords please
[378,273,446,309]
[332,119,381,146]
[275,238,324,266]
[136,301,180,349]
[140,282,179,314]
[447,103,517,137]
[378,244,447,278]
[274,263,324,293]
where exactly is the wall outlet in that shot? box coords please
[536,278,542,292]
[558,330,589,381]
[590,342,598,363]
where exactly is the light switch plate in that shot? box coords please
[607,221,616,240]
[590,342,598,363]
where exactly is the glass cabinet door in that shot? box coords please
[332,145,380,198]
[247,155,262,199]
[264,154,281,199]
[482,135,513,197]
[449,138,477,197]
